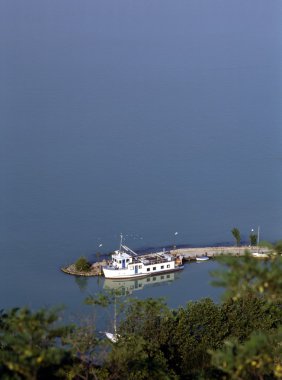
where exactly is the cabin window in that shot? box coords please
[153,267,156,271]
[126,259,130,262]
[147,268,150,272]
[139,265,142,269]
[167,264,170,268]
[161,265,164,269]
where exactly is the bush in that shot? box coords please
[75,256,91,272]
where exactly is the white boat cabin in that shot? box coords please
[112,250,133,269]
[102,237,183,279]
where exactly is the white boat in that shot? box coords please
[104,296,120,343]
[102,235,184,279]
[251,252,269,258]
[196,256,209,262]
[105,331,120,343]
[250,226,269,258]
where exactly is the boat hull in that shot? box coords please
[102,265,184,280]
[105,332,119,343]
[251,252,269,258]
[196,256,209,262]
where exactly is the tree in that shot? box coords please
[220,296,281,342]
[86,295,175,379]
[75,256,91,272]
[0,307,108,380]
[119,298,170,341]
[2,240,281,379]
[63,321,108,380]
[211,328,282,380]
[165,298,226,378]
[211,253,282,302]
[249,232,257,246]
[274,240,282,255]
[210,250,282,379]
[0,308,72,380]
[231,227,241,246]
[106,335,174,380]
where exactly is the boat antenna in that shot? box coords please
[114,295,117,335]
[120,233,123,252]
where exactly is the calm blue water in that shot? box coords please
[1,1,281,313]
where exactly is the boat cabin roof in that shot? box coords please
[112,251,132,260]
[139,252,172,264]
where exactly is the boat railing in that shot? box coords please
[140,257,174,266]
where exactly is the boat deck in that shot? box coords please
[138,253,173,266]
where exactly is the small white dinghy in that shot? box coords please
[105,331,120,343]
[196,256,210,262]
[105,297,120,343]
[251,252,269,258]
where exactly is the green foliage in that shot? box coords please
[165,298,226,378]
[85,289,123,307]
[231,227,241,246]
[119,298,169,340]
[0,308,108,380]
[0,308,72,380]
[106,335,175,380]
[2,239,282,379]
[74,256,91,272]
[220,296,282,342]
[110,295,282,379]
[210,248,282,380]
[212,253,282,302]
[249,232,257,246]
[63,322,109,380]
[2,293,280,380]
[274,240,282,255]
[211,327,282,380]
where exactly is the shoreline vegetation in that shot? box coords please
[61,245,271,277]
[61,261,104,276]
[2,247,282,379]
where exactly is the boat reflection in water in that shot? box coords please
[103,272,178,296]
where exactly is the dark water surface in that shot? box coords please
[1,1,281,312]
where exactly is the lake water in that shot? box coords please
[1,1,281,314]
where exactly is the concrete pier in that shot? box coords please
[172,246,270,261]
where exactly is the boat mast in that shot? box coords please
[120,233,123,252]
[114,296,117,335]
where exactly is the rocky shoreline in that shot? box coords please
[61,261,106,277]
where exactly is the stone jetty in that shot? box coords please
[61,246,270,277]
[173,246,270,261]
